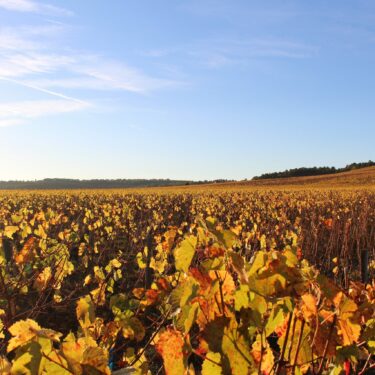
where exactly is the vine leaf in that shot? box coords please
[3,225,18,239]
[202,351,222,375]
[14,236,37,265]
[333,292,361,345]
[120,316,145,342]
[251,334,274,375]
[76,295,95,330]
[0,356,11,373]
[8,319,61,352]
[34,267,52,292]
[155,328,188,375]
[174,235,197,273]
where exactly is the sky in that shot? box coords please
[0,0,374,181]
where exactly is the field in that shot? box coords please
[0,170,374,374]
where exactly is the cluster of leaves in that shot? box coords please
[0,190,373,373]
[150,218,375,374]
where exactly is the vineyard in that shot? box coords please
[0,188,374,374]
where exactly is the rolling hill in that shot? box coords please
[239,166,375,187]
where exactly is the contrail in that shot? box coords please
[0,76,90,105]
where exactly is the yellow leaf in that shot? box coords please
[8,319,42,352]
[61,333,85,373]
[300,293,317,321]
[0,356,11,374]
[8,319,61,352]
[34,224,47,239]
[81,346,110,375]
[110,258,121,268]
[4,226,18,239]
[202,352,222,375]
[0,310,5,340]
[10,352,32,374]
[76,295,95,330]
[334,292,361,345]
[90,285,106,306]
[84,274,92,286]
[11,215,23,224]
[174,235,197,273]
[34,267,52,292]
[43,351,71,374]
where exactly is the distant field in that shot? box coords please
[132,166,375,193]
[172,166,375,192]
[241,166,375,187]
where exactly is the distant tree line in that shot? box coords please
[252,160,375,180]
[0,178,235,190]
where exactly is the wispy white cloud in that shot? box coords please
[0,118,25,127]
[0,99,90,119]
[0,0,73,16]
[0,52,74,77]
[0,24,65,51]
[0,76,89,103]
[144,37,317,69]
[0,10,182,127]
[0,25,182,91]
[51,57,181,93]
[0,51,182,93]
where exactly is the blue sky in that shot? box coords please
[0,0,374,180]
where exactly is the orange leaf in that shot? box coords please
[155,328,188,375]
[14,237,37,265]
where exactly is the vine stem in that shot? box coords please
[358,354,372,375]
[42,352,73,374]
[258,330,265,375]
[215,271,226,316]
[274,310,294,375]
[287,314,298,362]
[192,349,221,367]
[129,306,172,367]
[317,314,336,375]
[292,319,305,374]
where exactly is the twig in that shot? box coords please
[292,319,305,374]
[358,354,372,375]
[215,270,226,316]
[275,311,294,375]
[317,314,336,375]
[129,306,172,367]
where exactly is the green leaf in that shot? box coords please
[265,304,285,336]
[368,340,375,354]
[202,317,254,375]
[216,230,238,249]
[335,345,362,364]
[170,277,198,309]
[120,316,145,342]
[221,324,254,375]
[175,302,199,334]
